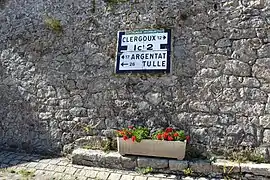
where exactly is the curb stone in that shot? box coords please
[71,148,270,179]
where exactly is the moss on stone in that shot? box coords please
[44,16,63,33]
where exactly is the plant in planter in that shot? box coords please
[116,126,149,142]
[116,126,189,160]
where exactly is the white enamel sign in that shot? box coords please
[115,29,172,74]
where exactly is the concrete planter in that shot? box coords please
[117,137,186,160]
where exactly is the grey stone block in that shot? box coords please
[189,160,212,175]
[137,157,168,169]
[121,156,137,170]
[169,160,188,171]
[241,163,270,176]
[211,159,240,174]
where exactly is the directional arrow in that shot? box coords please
[163,36,166,40]
[121,62,128,66]
[121,55,125,59]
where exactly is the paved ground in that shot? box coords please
[0,151,221,180]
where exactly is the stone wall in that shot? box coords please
[1,0,270,154]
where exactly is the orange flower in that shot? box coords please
[173,133,179,137]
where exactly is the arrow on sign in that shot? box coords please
[121,62,128,66]
[121,55,125,59]
[163,36,166,40]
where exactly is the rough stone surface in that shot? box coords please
[1,150,269,179]
[0,0,270,155]
[169,160,189,171]
[241,163,270,176]
[211,159,240,174]
[69,148,270,179]
[189,161,212,175]
[137,157,168,169]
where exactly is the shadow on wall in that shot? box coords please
[0,0,9,10]
[0,60,53,155]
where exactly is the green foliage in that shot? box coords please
[107,0,129,6]
[44,16,63,33]
[248,152,266,163]
[223,164,235,180]
[183,168,193,176]
[116,126,149,142]
[102,139,112,152]
[18,169,35,178]
[82,145,92,150]
[152,128,187,141]
[226,149,265,163]
[83,125,92,134]
[136,166,153,174]
[132,127,149,142]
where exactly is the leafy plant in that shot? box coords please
[248,152,265,163]
[116,126,149,142]
[44,16,63,33]
[152,127,189,142]
[223,164,235,180]
[116,126,189,143]
[183,168,193,176]
[107,0,129,6]
[136,166,153,174]
[83,125,92,134]
[82,145,92,150]
[226,149,265,163]
[18,169,35,178]
[102,138,112,152]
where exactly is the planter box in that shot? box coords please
[117,137,186,160]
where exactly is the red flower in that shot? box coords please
[157,134,162,140]
[165,127,173,133]
[128,126,134,129]
[163,132,168,140]
[173,133,179,137]
[167,136,174,141]
[186,136,190,143]
[123,135,128,141]
[131,136,136,142]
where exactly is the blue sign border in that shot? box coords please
[115,29,172,74]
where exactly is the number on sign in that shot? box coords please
[147,44,153,50]
[133,44,153,51]
[130,62,135,66]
